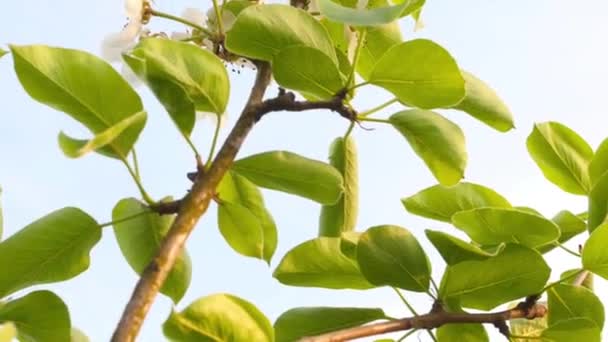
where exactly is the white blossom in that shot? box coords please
[101,0,150,61]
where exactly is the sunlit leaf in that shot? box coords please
[356,23,402,80]
[451,208,560,248]
[163,294,273,342]
[218,202,265,260]
[589,137,608,186]
[10,45,145,159]
[319,136,358,237]
[402,182,511,222]
[225,4,336,63]
[583,223,608,279]
[425,230,504,266]
[537,210,586,253]
[273,237,373,289]
[369,39,465,109]
[390,110,467,186]
[526,122,593,195]
[548,284,604,329]
[436,323,488,342]
[357,225,431,292]
[588,170,608,232]
[317,0,423,26]
[274,307,385,342]
[0,291,70,342]
[440,244,550,310]
[541,318,600,342]
[233,151,344,204]
[0,208,101,298]
[113,198,191,303]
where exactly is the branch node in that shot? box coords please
[493,320,510,338]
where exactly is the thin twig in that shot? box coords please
[299,303,548,342]
[110,62,273,342]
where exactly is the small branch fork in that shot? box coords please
[111,62,356,341]
[300,296,547,342]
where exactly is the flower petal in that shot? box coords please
[100,23,140,61]
[181,8,206,25]
[125,0,144,18]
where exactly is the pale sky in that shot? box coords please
[1,1,608,341]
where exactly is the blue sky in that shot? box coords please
[1,1,608,341]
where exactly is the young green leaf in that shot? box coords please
[357,225,431,292]
[125,38,230,134]
[402,182,511,222]
[217,171,277,263]
[547,284,604,329]
[319,137,359,237]
[425,230,504,266]
[541,318,601,342]
[583,223,608,279]
[526,122,593,195]
[439,244,550,310]
[369,39,465,109]
[0,291,70,342]
[451,208,560,248]
[436,323,489,342]
[273,237,373,289]
[217,202,265,260]
[356,23,402,80]
[113,198,192,303]
[451,70,514,132]
[58,111,147,158]
[390,110,467,186]
[537,210,586,253]
[316,0,423,26]
[10,45,145,159]
[274,307,386,342]
[588,171,608,232]
[163,294,273,342]
[272,46,345,101]
[233,151,344,205]
[0,48,7,58]
[225,4,336,63]
[0,207,101,298]
[321,18,352,55]
[588,137,608,186]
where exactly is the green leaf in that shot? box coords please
[0,291,70,342]
[510,312,547,342]
[588,137,608,186]
[273,237,373,289]
[10,45,145,159]
[274,307,386,342]
[112,198,191,303]
[217,171,277,263]
[163,293,273,342]
[541,318,601,342]
[451,70,514,132]
[451,208,560,248]
[272,46,345,101]
[225,4,336,63]
[357,225,431,292]
[319,137,359,237]
[0,207,101,298]
[321,19,352,54]
[390,110,467,186]
[369,39,465,109]
[425,230,504,266]
[218,202,266,260]
[526,122,593,195]
[0,48,7,58]
[583,223,608,279]
[588,170,608,232]
[547,284,604,329]
[58,111,147,158]
[233,151,344,205]
[126,38,230,132]
[356,23,402,80]
[436,323,488,342]
[537,210,586,253]
[317,0,423,26]
[561,269,593,290]
[402,182,511,222]
[439,244,550,310]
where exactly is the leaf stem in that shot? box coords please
[555,242,581,257]
[131,149,141,180]
[392,287,419,316]
[205,113,223,169]
[397,329,418,342]
[540,269,585,293]
[426,330,438,342]
[120,157,155,205]
[346,29,367,87]
[211,0,224,36]
[358,116,391,124]
[180,131,201,159]
[430,278,440,296]
[348,81,371,92]
[343,121,355,138]
[150,9,214,37]
[99,210,151,228]
[358,98,399,117]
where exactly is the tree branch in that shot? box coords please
[300,302,548,342]
[111,62,273,342]
[254,89,356,122]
